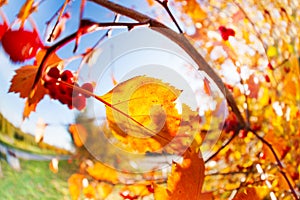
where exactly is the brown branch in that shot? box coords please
[89,0,247,128]
[251,129,299,200]
[154,0,183,33]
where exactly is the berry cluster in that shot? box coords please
[43,67,94,111]
[1,28,43,62]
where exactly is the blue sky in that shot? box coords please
[0,0,159,150]
[0,0,227,153]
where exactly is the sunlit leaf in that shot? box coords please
[267,46,278,57]
[102,76,181,153]
[233,187,265,200]
[154,143,205,199]
[96,182,113,199]
[68,124,87,147]
[17,0,36,26]
[68,173,85,200]
[86,162,119,184]
[8,50,63,118]
[83,184,96,199]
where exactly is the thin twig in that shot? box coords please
[206,171,248,177]
[154,0,183,33]
[205,130,239,163]
[89,0,247,128]
[251,129,299,200]
[30,20,150,96]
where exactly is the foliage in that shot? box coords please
[0,0,299,199]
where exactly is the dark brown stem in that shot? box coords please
[154,0,183,33]
[251,129,299,200]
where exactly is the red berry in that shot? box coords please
[238,129,248,138]
[223,112,239,133]
[0,23,8,40]
[81,82,94,98]
[219,26,235,41]
[72,95,86,110]
[264,75,270,83]
[44,67,60,83]
[2,29,42,62]
[146,184,154,193]
[60,70,74,83]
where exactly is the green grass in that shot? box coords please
[0,159,77,200]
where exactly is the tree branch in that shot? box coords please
[89,0,247,128]
[205,130,239,163]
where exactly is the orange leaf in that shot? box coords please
[83,185,96,199]
[0,0,8,7]
[178,0,206,22]
[17,0,36,26]
[9,65,40,98]
[203,77,211,96]
[68,124,87,147]
[8,50,63,118]
[247,74,260,99]
[96,182,113,199]
[102,76,182,153]
[102,76,201,154]
[86,162,119,184]
[68,174,85,200]
[154,143,205,200]
[233,187,261,200]
[121,181,153,198]
[49,158,59,173]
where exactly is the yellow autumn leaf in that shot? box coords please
[101,76,200,154]
[17,0,36,26]
[83,185,96,199]
[96,182,113,199]
[176,0,206,22]
[68,174,85,200]
[267,46,278,57]
[86,162,119,184]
